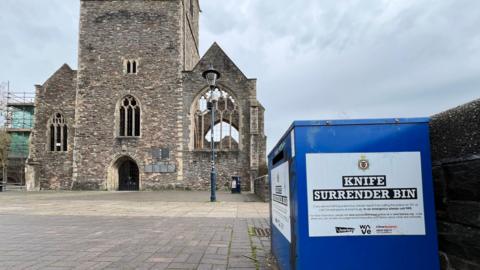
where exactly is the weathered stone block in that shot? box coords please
[162,148,170,159]
[145,165,153,173]
[159,164,167,173]
[445,201,480,228]
[152,149,162,159]
[442,253,480,270]
[432,165,447,210]
[444,160,480,202]
[437,221,480,264]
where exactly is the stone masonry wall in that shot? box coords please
[430,98,480,270]
[27,64,77,190]
[183,151,250,191]
[73,0,188,190]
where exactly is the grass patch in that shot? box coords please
[248,226,260,270]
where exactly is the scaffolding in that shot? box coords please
[0,81,35,190]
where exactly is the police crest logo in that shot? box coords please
[358,155,370,171]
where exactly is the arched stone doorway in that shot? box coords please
[107,156,140,191]
[118,160,139,191]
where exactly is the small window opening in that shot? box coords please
[126,61,131,74]
[125,60,138,74]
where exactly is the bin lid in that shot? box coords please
[292,117,429,127]
[269,117,430,157]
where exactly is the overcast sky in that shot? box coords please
[1,0,479,151]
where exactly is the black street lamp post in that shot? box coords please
[202,66,221,202]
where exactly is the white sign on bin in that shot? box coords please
[306,152,426,237]
[271,161,291,242]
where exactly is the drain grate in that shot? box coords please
[252,227,271,237]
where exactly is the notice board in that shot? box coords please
[306,152,425,237]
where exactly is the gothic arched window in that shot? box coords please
[49,113,68,152]
[119,95,141,137]
[193,89,240,150]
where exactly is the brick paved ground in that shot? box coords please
[0,192,271,270]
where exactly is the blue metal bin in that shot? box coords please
[268,118,439,270]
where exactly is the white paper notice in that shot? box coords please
[271,161,291,242]
[306,152,425,237]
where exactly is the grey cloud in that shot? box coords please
[0,0,78,91]
[199,0,480,150]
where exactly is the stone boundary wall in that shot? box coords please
[254,175,269,202]
[430,98,480,270]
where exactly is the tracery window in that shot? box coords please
[119,95,141,137]
[193,89,240,150]
[49,113,68,152]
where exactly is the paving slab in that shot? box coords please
[0,191,271,270]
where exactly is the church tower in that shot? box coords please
[27,0,266,192]
[72,0,200,189]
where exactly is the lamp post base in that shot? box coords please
[210,170,217,202]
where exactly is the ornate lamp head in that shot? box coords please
[202,65,221,88]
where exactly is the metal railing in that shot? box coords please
[7,91,35,104]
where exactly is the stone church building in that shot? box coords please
[26,0,266,191]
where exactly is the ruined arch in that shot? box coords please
[191,86,241,150]
[106,155,141,191]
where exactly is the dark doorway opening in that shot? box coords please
[118,159,139,191]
